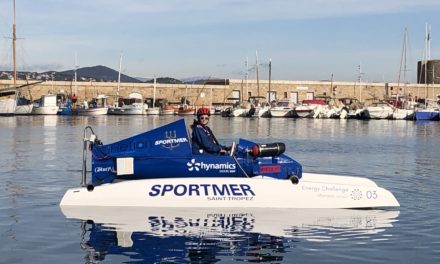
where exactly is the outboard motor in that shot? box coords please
[250,143,285,157]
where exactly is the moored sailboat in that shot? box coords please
[0,0,33,115]
[146,77,160,115]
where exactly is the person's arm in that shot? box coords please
[193,127,223,154]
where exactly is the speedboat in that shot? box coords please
[270,100,295,117]
[364,102,395,119]
[294,99,327,118]
[60,119,399,209]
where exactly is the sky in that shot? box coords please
[0,0,440,83]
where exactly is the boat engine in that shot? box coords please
[250,143,285,157]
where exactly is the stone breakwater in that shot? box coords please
[1,79,439,106]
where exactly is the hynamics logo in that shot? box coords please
[186,159,236,172]
[187,159,201,171]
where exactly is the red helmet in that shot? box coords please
[197,107,211,117]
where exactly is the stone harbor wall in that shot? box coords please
[1,79,439,106]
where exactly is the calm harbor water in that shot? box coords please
[0,115,439,263]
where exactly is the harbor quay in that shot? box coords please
[1,78,439,107]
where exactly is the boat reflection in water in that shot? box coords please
[62,207,399,263]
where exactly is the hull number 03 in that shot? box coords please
[366,190,378,199]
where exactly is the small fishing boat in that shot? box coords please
[76,94,109,116]
[108,93,148,115]
[32,94,59,115]
[160,105,176,115]
[176,104,194,115]
[60,119,399,209]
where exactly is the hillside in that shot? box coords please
[0,65,188,84]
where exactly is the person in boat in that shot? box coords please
[71,93,78,108]
[191,107,228,155]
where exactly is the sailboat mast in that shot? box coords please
[12,0,17,87]
[397,28,408,107]
[330,73,333,98]
[358,63,363,103]
[269,58,272,102]
[117,54,122,103]
[403,29,408,97]
[74,52,78,95]
[255,51,260,97]
[424,23,428,102]
[153,76,156,107]
[245,57,248,101]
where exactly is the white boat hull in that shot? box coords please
[0,98,16,115]
[365,107,394,119]
[393,109,415,120]
[15,104,33,115]
[109,106,147,115]
[232,108,249,117]
[160,109,175,115]
[60,173,399,209]
[77,107,108,116]
[32,106,59,115]
[146,108,160,115]
[256,107,270,117]
[270,109,294,117]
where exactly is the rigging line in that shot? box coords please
[232,155,250,178]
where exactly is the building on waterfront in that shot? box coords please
[417,60,440,84]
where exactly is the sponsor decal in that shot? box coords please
[260,165,281,173]
[149,184,255,201]
[155,130,188,150]
[94,166,115,173]
[302,184,351,199]
[148,213,255,233]
[187,159,236,173]
[350,189,363,200]
[187,159,201,172]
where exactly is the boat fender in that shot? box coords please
[250,143,285,157]
[87,184,94,192]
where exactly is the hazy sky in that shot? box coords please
[0,0,439,82]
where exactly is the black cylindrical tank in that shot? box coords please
[251,143,286,157]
